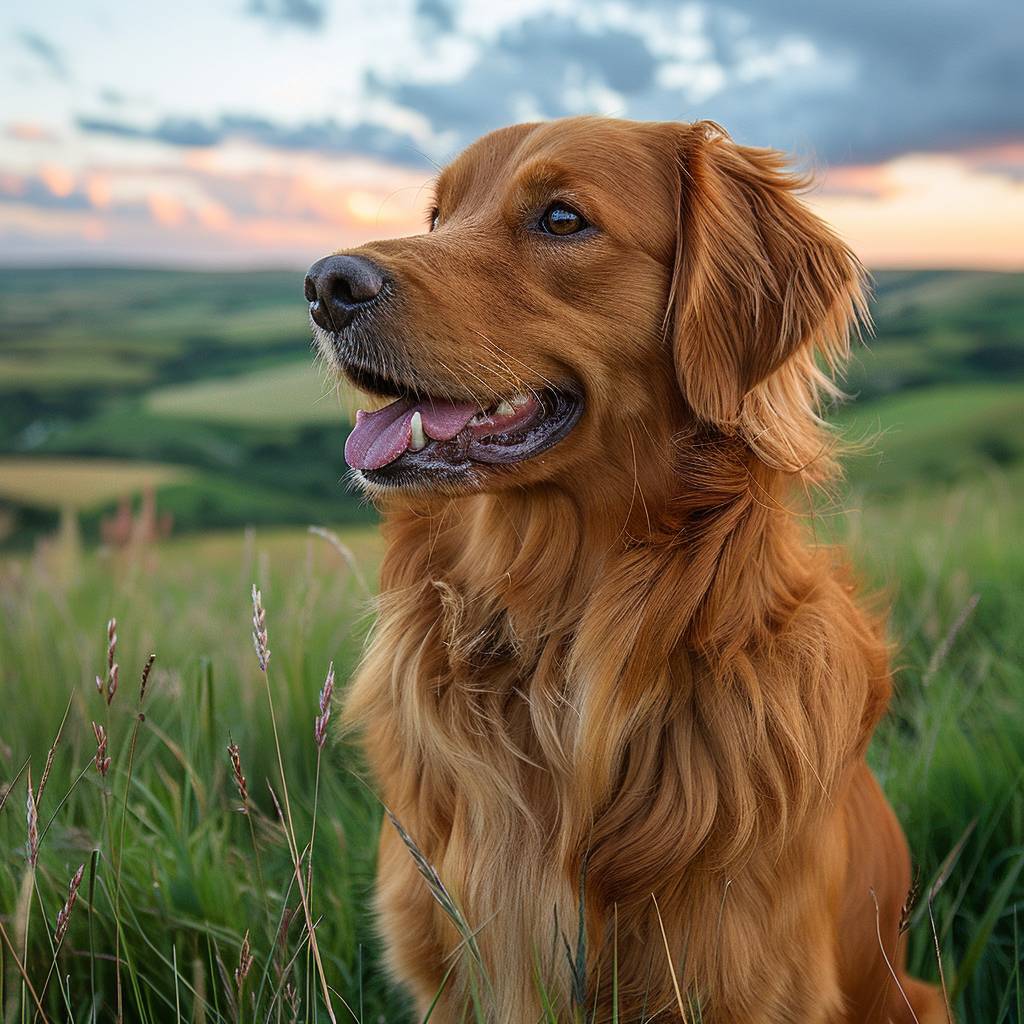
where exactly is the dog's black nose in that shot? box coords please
[304,254,386,331]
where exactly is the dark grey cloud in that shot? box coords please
[373,0,1024,167]
[247,0,327,30]
[670,0,1024,164]
[377,13,658,152]
[76,112,431,166]
[16,29,68,80]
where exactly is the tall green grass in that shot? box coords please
[0,474,1021,1022]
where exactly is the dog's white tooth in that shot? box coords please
[511,393,531,407]
[495,400,514,418]
[409,411,427,451]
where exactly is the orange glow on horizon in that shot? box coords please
[815,152,1024,270]
[147,192,187,228]
[1,143,1020,268]
[85,174,112,209]
[39,163,75,198]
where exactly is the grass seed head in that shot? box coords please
[314,661,335,750]
[227,740,249,812]
[92,721,111,777]
[106,618,117,670]
[99,617,119,704]
[235,930,253,989]
[251,585,270,672]
[139,652,156,703]
[35,739,60,809]
[106,661,119,705]
[26,773,39,868]
[103,614,118,704]
[54,863,85,944]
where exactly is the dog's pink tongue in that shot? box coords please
[344,396,478,471]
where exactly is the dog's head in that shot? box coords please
[308,117,863,499]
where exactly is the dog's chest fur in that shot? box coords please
[343,489,888,1021]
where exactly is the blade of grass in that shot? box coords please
[651,895,687,1023]
[0,918,49,1024]
[950,848,1024,1002]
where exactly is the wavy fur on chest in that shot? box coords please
[344,442,892,1021]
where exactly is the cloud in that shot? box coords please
[0,175,91,212]
[416,0,456,34]
[246,0,327,30]
[63,1,1024,175]
[368,0,1024,167]
[379,13,660,152]
[76,113,431,166]
[625,0,1024,164]
[15,29,68,80]
[0,156,431,266]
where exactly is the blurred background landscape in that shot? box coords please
[0,267,1022,548]
[0,1,1022,1021]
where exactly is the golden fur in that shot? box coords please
[318,117,948,1022]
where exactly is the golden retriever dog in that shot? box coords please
[306,117,948,1023]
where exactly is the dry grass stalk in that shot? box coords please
[53,863,85,945]
[0,916,50,1023]
[91,722,110,777]
[25,772,39,868]
[922,592,980,687]
[314,662,335,750]
[384,807,483,969]
[227,740,249,812]
[252,588,343,1024]
[265,780,348,1023]
[307,526,371,598]
[870,888,920,1024]
[652,893,689,1022]
[251,585,270,672]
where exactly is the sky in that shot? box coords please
[1,0,1022,269]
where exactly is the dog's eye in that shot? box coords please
[540,203,587,236]
[429,208,440,232]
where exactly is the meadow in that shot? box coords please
[0,267,1022,1021]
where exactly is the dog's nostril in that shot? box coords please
[304,254,386,331]
[327,275,358,308]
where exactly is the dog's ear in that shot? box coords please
[667,122,865,449]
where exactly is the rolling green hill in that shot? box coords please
[0,267,1021,545]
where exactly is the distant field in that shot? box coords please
[0,456,189,509]
[147,359,347,425]
[841,381,1024,494]
[0,353,152,388]
[0,267,1021,545]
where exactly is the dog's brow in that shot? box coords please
[509,158,599,212]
